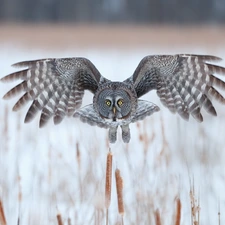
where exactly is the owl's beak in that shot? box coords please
[112,106,117,115]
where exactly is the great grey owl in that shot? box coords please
[1,54,225,143]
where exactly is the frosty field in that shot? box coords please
[0,25,225,225]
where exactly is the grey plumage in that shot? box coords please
[1,54,225,143]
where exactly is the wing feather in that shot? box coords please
[126,54,225,121]
[1,57,109,126]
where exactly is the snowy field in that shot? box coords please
[0,35,225,224]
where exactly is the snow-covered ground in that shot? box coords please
[0,44,225,225]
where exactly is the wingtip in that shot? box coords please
[11,61,30,68]
[0,76,10,83]
[205,55,223,62]
[178,111,190,121]
[2,94,9,100]
[53,115,64,125]
[12,105,19,112]
[209,106,217,117]
[39,121,46,128]
[155,106,160,112]
[24,119,29,124]
[11,62,23,68]
[194,113,203,123]
[181,54,223,62]
[24,114,32,124]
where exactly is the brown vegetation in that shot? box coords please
[0,24,225,51]
[0,200,6,225]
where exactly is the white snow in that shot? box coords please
[0,45,225,224]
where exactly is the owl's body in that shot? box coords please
[1,54,225,143]
[76,81,159,142]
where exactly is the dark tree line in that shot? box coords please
[0,0,225,24]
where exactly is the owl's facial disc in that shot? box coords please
[97,88,132,121]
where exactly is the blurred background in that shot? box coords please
[0,0,225,51]
[1,1,225,225]
[0,0,225,23]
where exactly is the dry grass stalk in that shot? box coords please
[3,106,8,134]
[218,211,220,225]
[105,151,113,225]
[17,175,22,202]
[160,117,169,159]
[0,200,7,225]
[76,142,81,169]
[218,201,220,225]
[154,209,162,225]
[115,168,124,216]
[3,106,9,151]
[68,218,71,225]
[95,208,104,225]
[189,181,200,225]
[154,209,161,225]
[105,151,113,209]
[174,198,181,225]
[57,214,63,225]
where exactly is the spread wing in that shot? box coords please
[1,57,109,127]
[125,54,225,121]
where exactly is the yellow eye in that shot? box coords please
[105,100,111,107]
[117,99,123,107]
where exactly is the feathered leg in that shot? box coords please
[121,125,130,143]
[108,126,118,143]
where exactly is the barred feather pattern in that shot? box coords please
[1,58,104,127]
[74,105,110,128]
[127,54,225,122]
[131,100,160,122]
[1,54,225,143]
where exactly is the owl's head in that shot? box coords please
[93,82,137,121]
